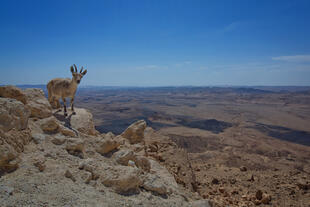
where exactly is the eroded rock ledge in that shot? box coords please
[0,85,210,207]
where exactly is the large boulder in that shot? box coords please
[95,137,121,155]
[121,120,146,144]
[0,98,30,132]
[69,108,99,136]
[142,173,168,195]
[101,166,143,194]
[146,159,179,194]
[23,88,52,119]
[0,85,27,104]
[0,97,31,176]
[144,127,197,192]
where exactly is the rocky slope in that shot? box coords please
[0,86,210,207]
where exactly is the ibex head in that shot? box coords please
[70,64,87,84]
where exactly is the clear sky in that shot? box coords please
[1,0,310,86]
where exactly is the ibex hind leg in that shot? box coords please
[55,99,61,108]
[62,98,67,116]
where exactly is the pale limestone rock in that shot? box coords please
[96,137,120,155]
[59,126,76,137]
[142,173,168,195]
[69,108,99,136]
[65,169,76,182]
[101,166,143,194]
[51,134,66,145]
[148,159,179,194]
[0,98,30,132]
[32,133,46,144]
[104,132,115,139]
[121,120,146,144]
[112,149,135,165]
[40,116,59,134]
[24,88,52,118]
[65,138,85,158]
[0,85,27,104]
[81,171,92,184]
[134,155,151,172]
[33,156,46,172]
[128,160,136,167]
[0,144,18,176]
[1,128,31,153]
[261,193,271,204]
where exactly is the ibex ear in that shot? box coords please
[82,69,87,75]
[70,65,74,73]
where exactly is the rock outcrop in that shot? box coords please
[121,119,146,144]
[0,85,27,104]
[69,108,99,136]
[0,97,31,176]
[0,86,52,119]
[0,98,30,132]
[23,88,53,119]
[0,86,209,206]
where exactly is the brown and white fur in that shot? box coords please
[47,64,87,116]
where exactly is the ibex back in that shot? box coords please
[47,64,87,116]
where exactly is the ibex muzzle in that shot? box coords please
[47,64,87,116]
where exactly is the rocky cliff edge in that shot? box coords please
[0,86,210,207]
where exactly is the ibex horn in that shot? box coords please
[73,64,78,72]
[80,66,84,73]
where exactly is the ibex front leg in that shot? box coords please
[62,98,67,116]
[71,97,76,115]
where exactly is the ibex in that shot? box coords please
[47,64,87,116]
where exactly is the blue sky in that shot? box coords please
[1,0,310,86]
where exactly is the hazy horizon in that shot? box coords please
[1,0,310,86]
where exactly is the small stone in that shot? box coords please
[32,133,46,144]
[296,181,309,190]
[241,195,248,200]
[261,193,271,204]
[240,166,247,172]
[219,187,225,193]
[128,160,136,167]
[211,178,219,185]
[33,161,46,172]
[253,200,261,205]
[248,174,255,182]
[229,178,236,184]
[256,190,263,200]
[81,171,92,184]
[231,189,239,195]
[0,185,14,196]
[65,170,76,182]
